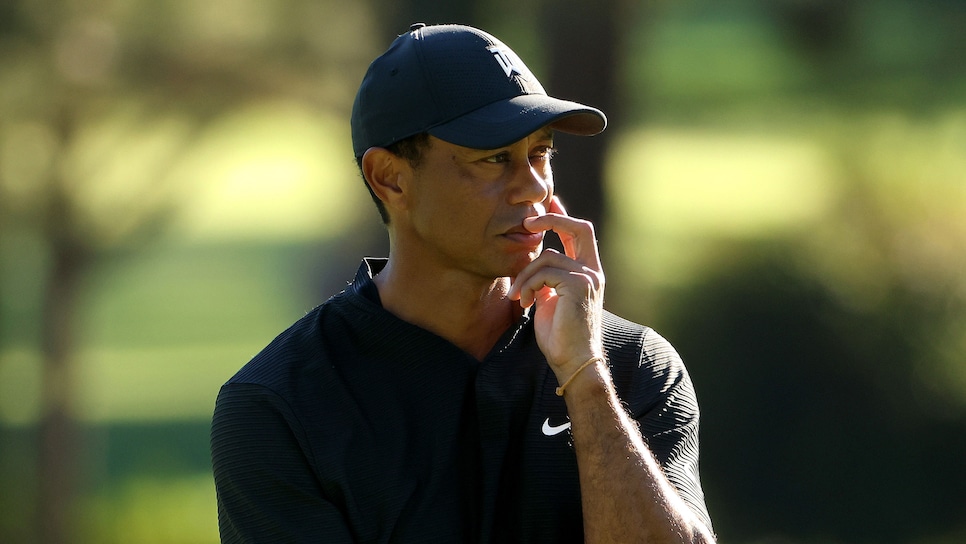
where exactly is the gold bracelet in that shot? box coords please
[555,356,604,396]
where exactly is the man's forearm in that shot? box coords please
[562,360,716,544]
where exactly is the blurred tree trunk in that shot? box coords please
[35,111,91,544]
[540,0,638,243]
[371,0,480,40]
[768,0,855,63]
[766,0,860,106]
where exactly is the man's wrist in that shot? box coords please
[553,355,610,399]
[555,356,604,396]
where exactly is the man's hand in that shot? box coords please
[508,196,605,377]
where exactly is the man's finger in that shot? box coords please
[509,249,601,301]
[523,196,601,269]
[514,267,597,308]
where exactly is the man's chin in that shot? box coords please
[506,249,541,278]
[526,242,544,263]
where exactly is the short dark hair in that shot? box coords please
[355,133,431,224]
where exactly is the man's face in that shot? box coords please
[400,128,556,281]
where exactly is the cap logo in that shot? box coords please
[487,46,522,78]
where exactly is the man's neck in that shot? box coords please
[372,257,520,361]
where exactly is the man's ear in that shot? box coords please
[361,147,411,214]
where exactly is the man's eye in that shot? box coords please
[531,146,557,161]
[483,152,511,163]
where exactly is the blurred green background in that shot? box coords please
[1,0,964,543]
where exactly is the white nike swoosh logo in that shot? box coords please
[542,418,571,436]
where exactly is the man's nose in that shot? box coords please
[509,159,552,205]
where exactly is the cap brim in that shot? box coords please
[427,95,606,150]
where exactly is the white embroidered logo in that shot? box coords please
[542,418,571,436]
[488,46,522,78]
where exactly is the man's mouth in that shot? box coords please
[502,225,544,247]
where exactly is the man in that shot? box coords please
[211,23,715,543]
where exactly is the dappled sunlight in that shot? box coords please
[615,127,836,235]
[60,102,195,246]
[607,126,838,289]
[167,102,362,242]
[74,346,264,423]
[804,112,966,308]
[0,349,42,426]
[0,122,59,207]
[606,110,966,420]
[169,0,279,50]
[802,112,966,412]
[0,344,254,426]
[80,474,217,544]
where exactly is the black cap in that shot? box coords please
[351,24,606,157]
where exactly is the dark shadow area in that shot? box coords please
[660,242,966,543]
